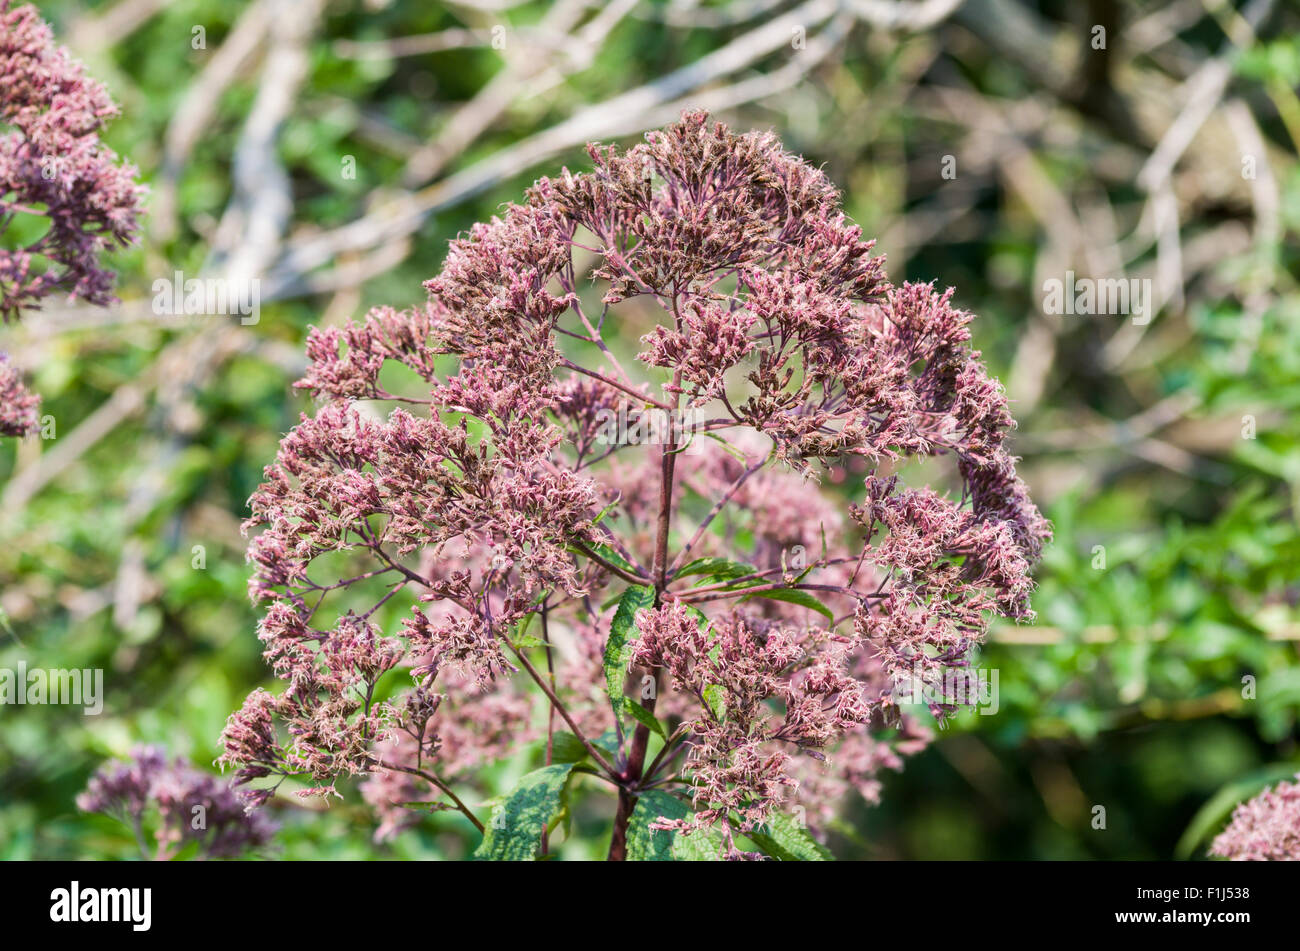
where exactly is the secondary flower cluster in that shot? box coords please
[0,0,144,434]
[223,111,1048,857]
[78,746,275,859]
[1210,774,1300,861]
[0,350,38,436]
[633,603,872,832]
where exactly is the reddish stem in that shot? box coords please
[607,362,683,859]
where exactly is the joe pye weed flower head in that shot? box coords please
[0,0,145,436]
[221,111,1049,860]
[79,746,274,860]
[1211,774,1300,861]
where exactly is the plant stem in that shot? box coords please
[559,358,673,411]
[571,538,651,586]
[378,760,485,834]
[608,364,683,860]
[541,602,555,855]
[508,640,621,780]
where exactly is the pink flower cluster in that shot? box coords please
[0,0,144,318]
[0,350,38,436]
[224,111,1048,857]
[633,604,872,832]
[1210,774,1300,861]
[0,0,144,434]
[78,746,275,859]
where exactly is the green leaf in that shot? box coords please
[626,791,724,860]
[580,541,635,573]
[591,499,620,526]
[626,790,691,860]
[676,557,758,584]
[603,584,656,718]
[701,431,751,463]
[580,544,640,610]
[670,826,724,861]
[546,731,590,764]
[702,683,726,721]
[474,763,577,861]
[591,729,623,758]
[739,587,834,621]
[624,696,667,739]
[749,812,834,861]
[684,605,711,627]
